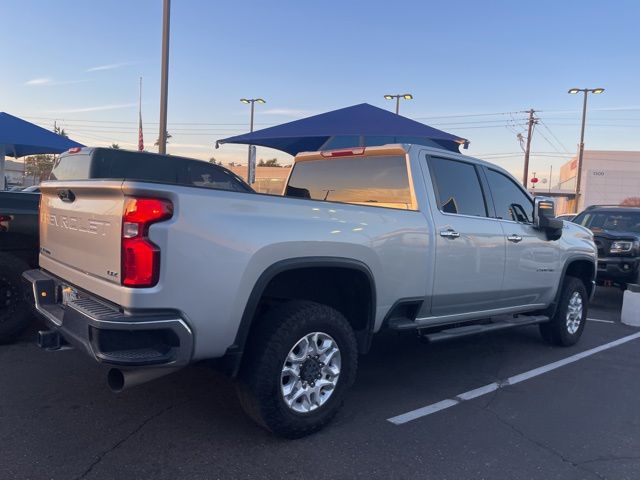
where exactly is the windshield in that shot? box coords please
[574,210,640,233]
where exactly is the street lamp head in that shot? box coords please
[402,94,413,100]
[240,98,250,104]
[568,88,581,94]
[256,98,266,104]
[383,95,394,100]
[592,88,605,94]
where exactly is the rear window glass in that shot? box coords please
[50,149,252,193]
[285,155,413,210]
[49,153,92,180]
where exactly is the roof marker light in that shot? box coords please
[321,147,366,158]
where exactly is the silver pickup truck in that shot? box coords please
[24,144,596,437]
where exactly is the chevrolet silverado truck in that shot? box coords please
[0,190,39,341]
[573,205,640,289]
[1,149,251,343]
[24,144,596,437]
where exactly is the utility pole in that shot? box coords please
[567,87,604,211]
[522,109,537,188]
[158,0,171,154]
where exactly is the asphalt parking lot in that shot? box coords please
[1,287,638,480]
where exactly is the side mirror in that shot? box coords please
[534,197,563,240]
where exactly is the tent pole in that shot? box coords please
[0,144,5,190]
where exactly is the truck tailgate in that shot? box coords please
[39,181,124,284]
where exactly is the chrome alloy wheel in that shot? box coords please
[280,332,341,414]
[566,291,583,334]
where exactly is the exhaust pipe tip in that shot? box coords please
[107,366,180,393]
[107,368,125,393]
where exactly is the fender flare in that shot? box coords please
[222,256,376,376]
[547,255,596,318]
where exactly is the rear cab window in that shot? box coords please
[285,154,416,210]
[50,148,252,194]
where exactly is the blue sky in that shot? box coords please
[1,0,639,183]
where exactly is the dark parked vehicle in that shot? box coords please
[0,148,252,342]
[0,191,40,341]
[573,205,640,289]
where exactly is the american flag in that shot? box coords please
[138,77,144,151]
[138,109,144,151]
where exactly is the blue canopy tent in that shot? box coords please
[216,103,469,155]
[0,112,84,189]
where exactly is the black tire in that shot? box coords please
[540,276,588,346]
[236,300,358,438]
[0,252,32,344]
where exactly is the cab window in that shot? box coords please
[428,157,488,217]
[285,155,414,210]
[486,169,533,222]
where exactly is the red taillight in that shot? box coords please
[122,198,173,287]
[0,215,11,232]
[68,147,82,154]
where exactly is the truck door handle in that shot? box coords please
[440,229,460,239]
[507,234,523,243]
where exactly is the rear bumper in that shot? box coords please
[22,269,193,367]
[596,257,639,283]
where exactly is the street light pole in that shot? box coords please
[240,98,266,184]
[384,93,413,115]
[158,0,171,155]
[568,87,605,211]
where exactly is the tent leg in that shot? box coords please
[0,144,6,190]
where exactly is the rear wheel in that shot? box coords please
[236,300,358,438]
[0,253,32,343]
[540,276,587,346]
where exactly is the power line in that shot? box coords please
[538,119,570,153]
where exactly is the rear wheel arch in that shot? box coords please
[225,257,376,376]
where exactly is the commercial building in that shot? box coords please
[557,150,640,213]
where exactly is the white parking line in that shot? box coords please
[587,318,616,324]
[387,331,640,425]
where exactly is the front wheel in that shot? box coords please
[236,300,358,438]
[540,276,588,346]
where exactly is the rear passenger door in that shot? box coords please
[483,167,561,308]
[424,156,506,318]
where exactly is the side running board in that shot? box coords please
[388,315,549,342]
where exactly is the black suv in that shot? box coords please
[573,205,640,289]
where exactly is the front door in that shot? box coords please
[423,156,506,318]
[484,167,562,307]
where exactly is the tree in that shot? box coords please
[24,154,55,183]
[53,123,68,138]
[154,132,172,146]
[258,158,281,167]
[111,143,120,149]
